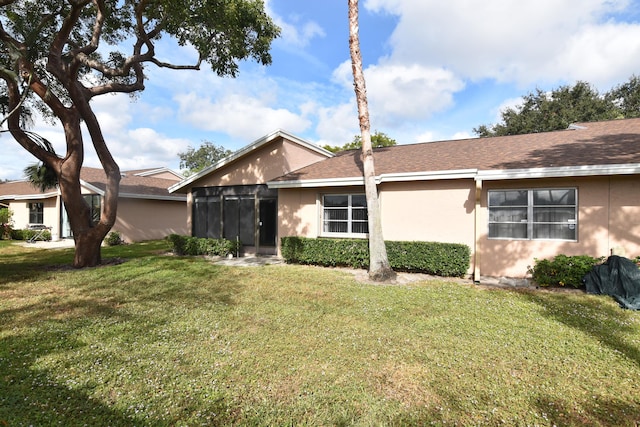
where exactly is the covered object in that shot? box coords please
[583,255,640,310]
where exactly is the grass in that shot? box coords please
[1,240,640,426]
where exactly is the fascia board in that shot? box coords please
[476,163,640,181]
[118,193,187,201]
[268,169,478,189]
[133,167,182,179]
[5,191,59,201]
[268,177,365,189]
[79,180,105,195]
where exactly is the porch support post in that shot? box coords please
[474,178,483,283]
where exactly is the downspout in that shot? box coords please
[474,178,483,283]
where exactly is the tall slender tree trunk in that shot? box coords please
[348,0,395,281]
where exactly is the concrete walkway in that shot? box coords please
[209,255,284,267]
[15,239,75,249]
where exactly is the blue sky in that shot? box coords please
[3,0,640,180]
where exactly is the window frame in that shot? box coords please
[487,188,578,241]
[320,193,369,238]
[83,194,102,225]
[28,202,44,224]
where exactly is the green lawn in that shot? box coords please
[1,241,640,426]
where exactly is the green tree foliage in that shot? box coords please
[606,75,640,118]
[178,141,232,176]
[323,130,397,153]
[24,162,58,192]
[0,0,279,267]
[474,81,620,137]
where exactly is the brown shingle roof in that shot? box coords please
[0,167,184,199]
[273,118,640,182]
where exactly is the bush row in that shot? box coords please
[8,228,52,241]
[281,237,471,278]
[166,234,240,257]
[527,254,605,288]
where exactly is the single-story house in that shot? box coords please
[0,167,188,243]
[169,119,640,280]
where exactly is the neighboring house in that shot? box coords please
[0,167,188,242]
[170,118,640,280]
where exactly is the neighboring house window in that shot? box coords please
[488,188,577,240]
[322,194,368,236]
[83,194,101,225]
[29,202,44,224]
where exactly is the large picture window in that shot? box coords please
[322,194,368,236]
[29,202,44,224]
[488,188,577,240]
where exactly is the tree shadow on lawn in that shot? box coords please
[0,248,75,285]
[0,330,234,426]
[0,278,238,425]
[535,394,640,426]
[0,304,148,426]
[522,290,640,367]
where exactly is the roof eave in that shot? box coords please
[268,169,479,188]
[119,193,186,201]
[0,190,60,201]
[269,164,640,188]
[476,163,640,181]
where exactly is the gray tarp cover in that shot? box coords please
[583,255,640,310]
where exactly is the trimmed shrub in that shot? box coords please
[10,228,52,241]
[104,231,124,246]
[166,234,239,257]
[528,254,605,288]
[281,236,471,278]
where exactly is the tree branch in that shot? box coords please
[68,0,105,57]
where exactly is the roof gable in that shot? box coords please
[169,129,333,193]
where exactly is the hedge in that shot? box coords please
[281,237,471,278]
[10,228,52,242]
[166,234,240,257]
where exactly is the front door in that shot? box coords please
[259,198,277,247]
[223,196,255,247]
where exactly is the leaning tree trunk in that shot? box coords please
[3,67,118,268]
[348,0,396,281]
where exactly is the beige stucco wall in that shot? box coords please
[278,174,640,279]
[478,176,640,278]
[113,198,188,242]
[193,138,328,188]
[278,188,320,238]
[277,182,476,273]
[378,180,476,246]
[7,197,60,238]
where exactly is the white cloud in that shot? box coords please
[414,130,435,143]
[363,0,640,87]
[450,131,473,140]
[315,102,360,146]
[175,92,312,140]
[109,128,191,171]
[365,63,464,124]
[493,96,525,123]
[332,59,464,127]
[264,0,325,49]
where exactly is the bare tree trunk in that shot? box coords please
[348,0,395,281]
